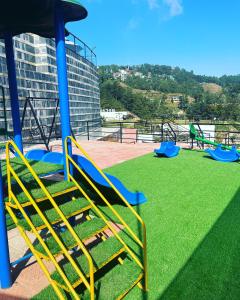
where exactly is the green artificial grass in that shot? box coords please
[3,158,64,229]
[18,197,90,230]
[82,258,142,300]
[1,157,63,182]
[103,149,240,300]
[35,218,106,256]
[51,236,123,286]
[33,257,141,300]
[7,178,75,204]
[32,149,240,299]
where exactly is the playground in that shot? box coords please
[2,143,240,299]
[1,0,240,299]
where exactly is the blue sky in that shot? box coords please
[67,0,240,76]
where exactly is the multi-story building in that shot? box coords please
[0,32,100,145]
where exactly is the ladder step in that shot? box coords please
[18,197,91,231]
[82,258,143,300]
[34,258,143,300]
[2,157,63,182]
[7,179,77,206]
[35,218,108,258]
[52,237,125,289]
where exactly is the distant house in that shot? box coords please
[113,69,130,81]
[100,109,136,121]
[171,96,181,102]
[134,71,145,78]
[166,94,183,103]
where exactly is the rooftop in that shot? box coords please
[2,140,240,299]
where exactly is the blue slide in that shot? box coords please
[25,149,49,161]
[73,155,147,205]
[25,149,147,205]
[154,141,180,158]
[205,144,240,162]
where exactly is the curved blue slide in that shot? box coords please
[154,141,180,158]
[73,154,147,205]
[25,149,48,161]
[205,144,240,162]
[25,149,147,205]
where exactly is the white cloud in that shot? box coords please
[146,0,183,17]
[127,18,141,30]
[163,0,183,17]
[148,0,160,10]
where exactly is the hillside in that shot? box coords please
[99,64,240,121]
[202,83,222,94]
[119,82,162,99]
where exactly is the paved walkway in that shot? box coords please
[51,139,158,169]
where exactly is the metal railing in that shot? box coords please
[81,121,240,148]
[21,96,101,148]
[5,140,95,300]
[65,32,97,66]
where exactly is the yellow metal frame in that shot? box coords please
[7,186,78,209]
[65,136,148,291]
[6,140,95,300]
[36,223,109,260]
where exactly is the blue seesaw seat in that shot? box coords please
[154,141,180,158]
[205,144,240,162]
[24,150,147,205]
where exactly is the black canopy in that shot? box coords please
[0,0,87,38]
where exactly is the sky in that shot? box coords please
[67,0,240,77]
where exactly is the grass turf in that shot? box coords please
[51,236,123,286]
[18,197,90,230]
[103,149,240,300]
[32,149,240,299]
[1,157,63,182]
[4,158,64,230]
[34,218,106,256]
[7,179,75,204]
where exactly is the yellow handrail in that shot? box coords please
[6,140,95,299]
[6,192,79,300]
[6,204,65,300]
[69,173,143,269]
[65,136,148,291]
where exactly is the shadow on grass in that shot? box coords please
[159,187,240,300]
[203,154,240,164]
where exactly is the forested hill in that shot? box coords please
[99,64,240,95]
[99,64,240,121]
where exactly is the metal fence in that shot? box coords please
[82,121,240,148]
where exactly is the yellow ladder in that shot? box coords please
[5,139,147,299]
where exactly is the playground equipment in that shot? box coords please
[189,123,240,152]
[205,144,240,162]
[25,149,147,205]
[154,141,180,158]
[0,0,147,298]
